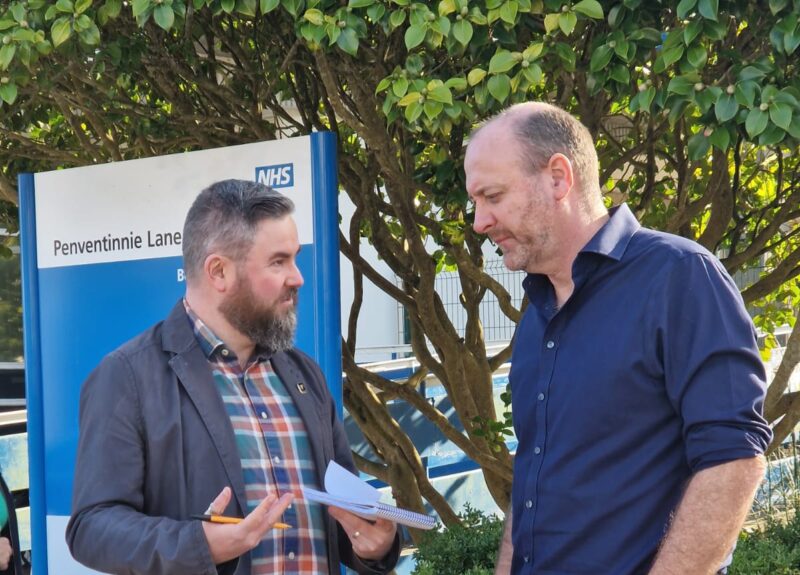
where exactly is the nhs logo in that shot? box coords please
[256,163,294,188]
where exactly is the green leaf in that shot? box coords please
[153,5,174,30]
[758,123,785,146]
[543,13,560,33]
[589,44,613,72]
[427,85,452,104]
[260,0,280,13]
[467,67,487,85]
[281,0,302,18]
[404,100,423,123]
[614,39,630,60]
[770,102,792,130]
[439,0,456,16]
[714,94,738,122]
[366,3,384,20]
[375,76,392,94]
[687,132,710,160]
[237,0,258,17]
[131,0,150,16]
[389,9,406,29]
[640,86,656,111]
[50,16,72,47]
[430,16,450,35]
[785,30,800,55]
[392,76,408,97]
[0,82,17,105]
[487,74,511,102]
[686,45,707,68]
[684,20,703,45]
[522,63,542,85]
[221,0,235,11]
[337,27,359,55]
[609,64,629,84]
[0,45,15,71]
[735,81,757,107]
[558,12,577,35]
[573,0,603,19]
[488,50,517,74]
[445,76,467,91]
[499,1,518,24]
[55,0,74,13]
[423,99,444,120]
[709,126,730,151]
[452,19,472,44]
[608,4,623,28]
[103,0,122,17]
[78,21,100,44]
[667,76,695,96]
[404,24,426,49]
[739,66,766,82]
[398,92,421,106]
[348,0,374,7]
[677,0,696,19]
[75,0,93,14]
[745,108,769,138]
[787,115,800,139]
[523,42,544,60]
[303,8,323,24]
[697,0,718,20]
[769,0,789,14]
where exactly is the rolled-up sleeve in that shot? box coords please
[661,253,773,472]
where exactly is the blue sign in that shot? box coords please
[256,162,295,188]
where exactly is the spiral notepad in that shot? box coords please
[302,461,436,530]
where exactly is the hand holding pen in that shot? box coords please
[199,486,294,565]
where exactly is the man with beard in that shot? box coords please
[66,180,400,575]
[464,103,771,574]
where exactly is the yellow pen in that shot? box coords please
[191,514,291,529]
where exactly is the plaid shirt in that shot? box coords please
[186,302,329,574]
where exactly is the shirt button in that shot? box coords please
[221,348,229,356]
[288,551,295,560]
[524,555,530,563]
[273,456,281,464]
[525,499,533,509]
[546,340,555,349]
[534,446,541,454]
[537,393,545,401]
[261,411,268,419]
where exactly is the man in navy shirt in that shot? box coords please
[464,102,772,574]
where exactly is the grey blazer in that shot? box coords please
[66,301,399,575]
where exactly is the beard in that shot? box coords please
[219,275,298,353]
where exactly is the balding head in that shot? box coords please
[471,102,602,211]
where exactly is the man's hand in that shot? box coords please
[201,486,294,565]
[328,506,397,561]
[0,536,12,570]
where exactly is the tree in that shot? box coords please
[1,0,800,530]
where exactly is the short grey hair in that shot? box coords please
[478,103,601,202]
[182,179,294,281]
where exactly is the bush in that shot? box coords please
[729,513,800,575]
[411,505,503,575]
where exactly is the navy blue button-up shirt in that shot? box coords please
[509,204,772,574]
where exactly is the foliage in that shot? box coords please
[730,513,800,575]
[411,505,503,575]
[1,0,800,527]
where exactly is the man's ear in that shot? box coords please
[548,153,574,201]
[204,253,235,293]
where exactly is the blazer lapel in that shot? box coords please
[161,302,248,516]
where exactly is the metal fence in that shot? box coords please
[751,436,800,522]
[398,257,526,344]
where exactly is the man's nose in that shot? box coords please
[473,205,495,235]
[288,262,304,288]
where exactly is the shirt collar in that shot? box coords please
[579,203,640,261]
[521,203,640,296]
[183,299,227,360]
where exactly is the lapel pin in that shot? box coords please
[296,382,307,394]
